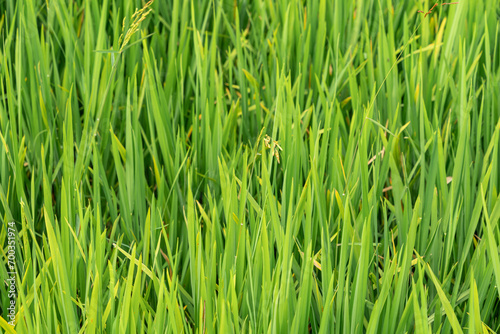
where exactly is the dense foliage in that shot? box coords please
[1,0,500,332]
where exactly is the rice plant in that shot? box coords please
[1,0,499,332]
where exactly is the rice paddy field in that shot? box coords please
[1,0,500,332]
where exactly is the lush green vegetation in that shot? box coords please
[1,0,500,332]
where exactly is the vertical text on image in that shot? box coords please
[6,221,17,327]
